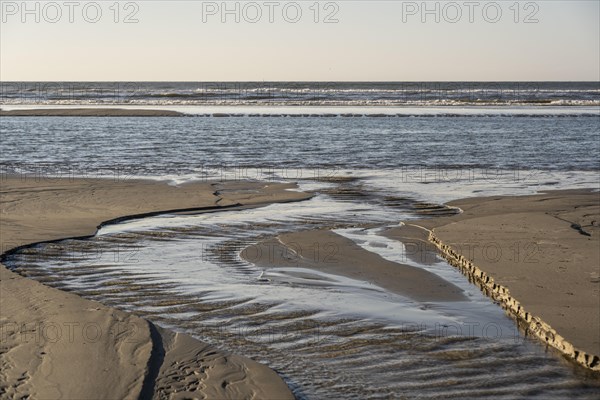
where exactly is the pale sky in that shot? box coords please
[1,0,599,81]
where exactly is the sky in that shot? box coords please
[1,0,599,81]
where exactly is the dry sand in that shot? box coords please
[385,189,600,371]
[0,108,183,117]
[0,176,308,399]
[241,230,467,302]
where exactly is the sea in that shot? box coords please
[1,82,599,399]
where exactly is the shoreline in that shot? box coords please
[385,189,600,371]
[0,176,310,399]
[2,105,598,118]
[0,108,184,117]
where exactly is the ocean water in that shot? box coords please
[2,81,599,107]
[1,114,599,177]
[2,82,600,398]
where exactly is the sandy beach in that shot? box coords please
[1,175,599,400]
[0,108,185,117]
[385,189,600,371]
[0,176,308,399]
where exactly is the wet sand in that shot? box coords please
[242,229,467,302]
[2,178,598,400]
[0,108,184,117]
[385,189,600,371]
[0,176,308,399]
